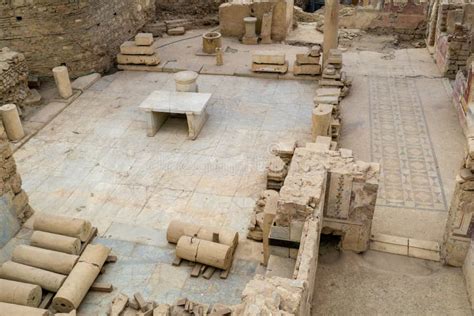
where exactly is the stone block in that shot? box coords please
[117,53,161,66]
[135,33,154,46]
[242,36,258,45]
[252,51,286,65]
[252,61,288,74]
[167,27,185,36]
[314,95,339,105]
[120,41,157,55]
[325,172,353,219]
[408,238,440,261]
[295,54,320,65]
[370,233,408,256]
[293,63,321,76]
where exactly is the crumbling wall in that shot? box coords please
[155,0,226,19]
[433,3,474,79]
[0,0,155,78]
[0,121,33,248]
[0,48,30,111]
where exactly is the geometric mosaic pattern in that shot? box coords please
[369,76,447,211]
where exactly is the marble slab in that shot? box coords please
[138,90,212,114]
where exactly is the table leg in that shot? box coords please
[146,111,169,137]
[186,110,208,140]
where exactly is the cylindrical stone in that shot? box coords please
[0,302,49,316]
[202,31,222,54]
[176,236,200,262]
[0,279,42,307]
[195,239,232,270]
[174,71,199,92]
[30,231,81,255]
[0,104,24,141]
[52,244,111,313]
[52,66,73,99]
[12,245,79,275]
[33,214,92,242]
[216,48,224,66]
[0,261,66,292]
[312,104,333,140]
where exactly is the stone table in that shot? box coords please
[138,90,211,140]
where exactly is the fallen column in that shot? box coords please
[0,302,49,316]
[30,231,81,255]
[0,279,42,307]
[52,66,73,99]
[312,104,333,140]
[0,261,66,292]
[167,220,238,250]
[176,236,233,270]
[52,244,111,313]
[33,214,92,242]
[12,245,79,275]
[0,103,25,141]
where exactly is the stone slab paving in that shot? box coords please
[9,71,315,310]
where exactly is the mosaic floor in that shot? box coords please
[369,76,446,211]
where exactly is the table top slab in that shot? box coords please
[138,90,212,114]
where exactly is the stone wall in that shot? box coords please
[0,121,33,248]
[433,2,474,79]
[155,0,225,18]
[0,0,155,78]
[0,47,30,111]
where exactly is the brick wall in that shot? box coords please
[0,47,30,111]
[0,0,155,78]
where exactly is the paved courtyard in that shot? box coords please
[10,71,315,310]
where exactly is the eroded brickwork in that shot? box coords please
[0,0,155,78]
[0,121,33,248]
[0,47,30,110]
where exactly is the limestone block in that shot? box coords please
[167,27,185,36]
[120,41,157,55]
[327,49,343,64]
[52,66,73,99]
[295,54,320,65]
[314,94,339,105]
[174,71,198,92]
[117,53,161,66]
[242,36,258,45]
[0,104,25,141]
[408,238,441,261]
[325,172,353,219]
[293,63,321,76]
[252,61,288,74]
[370,233,408,256]
[135,33,154,46]
[252,51,286,65]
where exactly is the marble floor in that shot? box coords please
[9,71,316,311]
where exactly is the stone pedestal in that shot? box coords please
[312,104,333,140]
[52,66,73,99]
[322,0,339,66]
[260,12,273,44]
[174,71,199,92]
[0,104,24,141]
[202,32,222,54]
[242,17,258,45]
